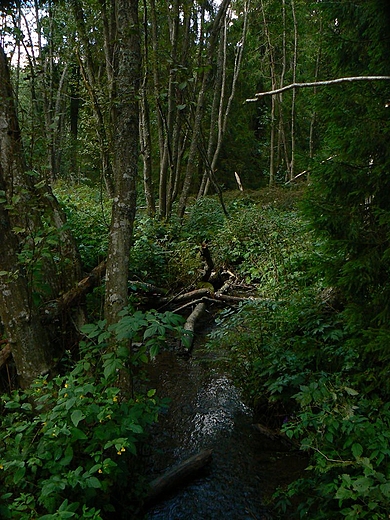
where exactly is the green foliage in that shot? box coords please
[205,183,390,518]
[209,279,390,518]
[277,385,390,519]
[0,307,188,519]
[182,197,226,243]
[215,201,314,293]
[54,183,111,271]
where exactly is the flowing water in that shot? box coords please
[143,338,306,520]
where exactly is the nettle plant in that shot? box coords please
[0,307,189,519]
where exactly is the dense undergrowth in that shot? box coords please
[0,305,188,519]
[2,183,390,518]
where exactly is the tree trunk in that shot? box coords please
[260,0,277,186]
[0,199,54,387]
[289,0,298,181]
[0,38,85,386]
[0,45,55,387]
[71,0,115,197]
[177,0,231,218]
[104,0,140,325]
[140,0,156,216]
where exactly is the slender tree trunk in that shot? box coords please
[201,0,249,197]
[177,0,231,218]
[71,0,115,197]
[149,0,166,215]
[289,0,298,181]
[158,0,180,218]
[260,0,277,186]
[140,0,156,216]
[69,64,81,179]
[309,17,323,167]
[104,0,140,325]
[276,0,289,176]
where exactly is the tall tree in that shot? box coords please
[0,44,81,387]
[104,0,141,325]
[304,0,390,332]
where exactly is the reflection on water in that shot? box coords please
[143,348,269,519]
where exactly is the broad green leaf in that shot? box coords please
[380,482,390,497]
[352,443,363,458]
[86,477,101,489]
[352,476,373,494]
[71,410,85,428]
[13,465,26,484]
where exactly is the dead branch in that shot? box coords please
[246,75,390,102]
[158,288,212,306]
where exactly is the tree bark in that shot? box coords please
[104,0,141,325]
[289,0,298,181]
[260,0,277,186]
[140,0,156,216]
[0,44,81,386]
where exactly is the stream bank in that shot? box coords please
[142,334,307,519]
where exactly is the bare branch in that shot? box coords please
[246,76,390,102]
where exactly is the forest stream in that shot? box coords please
[142,332,307,520]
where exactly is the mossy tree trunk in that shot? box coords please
[0,44,82,387]
[104,0,141,325]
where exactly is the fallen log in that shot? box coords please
[145,449,213,506]
[181,302,207,352]
[42,260,107,322]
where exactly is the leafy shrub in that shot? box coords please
[54,183,111,270]
[208,270,390,518]
[212,204,315,292]
[0,307,188,519]
[277,383,390,519]
[182,197,226,243]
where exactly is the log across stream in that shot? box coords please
[141,334,307,519]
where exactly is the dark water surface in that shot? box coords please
[143,344,306,520]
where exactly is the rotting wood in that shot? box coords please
[200,242,214,282]
[145,449,213,506]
